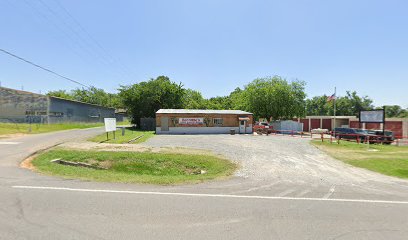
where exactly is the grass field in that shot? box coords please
[0,122,105,136]
[88,127,154,144]
[312,140,408,179]
[31,149,237,184]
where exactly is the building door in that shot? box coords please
[239,120,246,134]
[161,117,169,131]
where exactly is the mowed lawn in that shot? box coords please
[88,127,154,144]
[0,122,104,136]
[312,140,408,179]
[32,149,237,184]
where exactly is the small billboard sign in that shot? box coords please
[179,118,204,125]
[104,118,117,132]
[359,110,385,123]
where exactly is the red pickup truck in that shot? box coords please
[253,122,273,134]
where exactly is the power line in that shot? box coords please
[16,0,94,67]
[0,48,90,89]
[37,0,132,82]
[20,0,129,83]
[53,0,137,81]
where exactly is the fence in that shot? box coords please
[255,128,408,146]
[314,131,408,146]
[256,129,309,137]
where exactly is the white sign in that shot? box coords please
[360,110,384,123]
[179,118,204,125]
[104,118,117,132]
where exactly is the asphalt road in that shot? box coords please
[1,130,408,240]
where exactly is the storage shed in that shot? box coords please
[156,109,253,134]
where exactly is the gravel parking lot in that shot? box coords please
[144,134,408,199]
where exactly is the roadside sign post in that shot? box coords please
[359,109,385,145]
[104,118,117,141]
[382,106,386,138]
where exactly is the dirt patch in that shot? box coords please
[20,141,218,172]
[98,160,113,169]
[20,155,37,171]
[59,141,217,157]
[60,141,150,152]
[158,146,215,156]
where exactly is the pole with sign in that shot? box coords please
[359,109,385,143]
[104,118,117,140]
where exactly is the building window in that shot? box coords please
[213,118,223,126]
[49,112,64,117]
[25,110,35,115]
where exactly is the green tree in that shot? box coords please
[306,91,374,117]
[119,76,185,126]
[398,109,408,118]
[46,90,75,100]
[206,96,232,110]
[331,91,374,116]
[47,87,121,108]
[240,76,307,120]
[384,105,407,118]
[71,87,111,107]
[229,87,246,110]
[182,89,206,109]
[306,96,331,115]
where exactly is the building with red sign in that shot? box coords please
[155,109,253,134]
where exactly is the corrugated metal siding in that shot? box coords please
[48,97,115,123]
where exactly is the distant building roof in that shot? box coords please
[0,86,114,109]
[49,96,115,109]
[0,86,44,97]
[156,109,252,115]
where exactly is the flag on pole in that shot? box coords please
[327,93,336,102]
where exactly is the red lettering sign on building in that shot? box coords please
[179,118,204,125]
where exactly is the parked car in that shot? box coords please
[253,122,273,134]
[367,130,395,144]
[332,128,374,142]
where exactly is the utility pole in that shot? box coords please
[333,87,337,138]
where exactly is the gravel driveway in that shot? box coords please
[143,134,408,199]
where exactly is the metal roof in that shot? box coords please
[156,109,252,115]
[49,96,115,109]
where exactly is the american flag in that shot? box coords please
[327,93,336,102]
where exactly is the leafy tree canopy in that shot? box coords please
[47,75,407,124]
[47,87,120,108]
[383,105,408,118]
[118,76,184,125]
[239,76,307,120]
[306,91,374,117]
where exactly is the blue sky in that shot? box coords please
[0,0,407,107]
